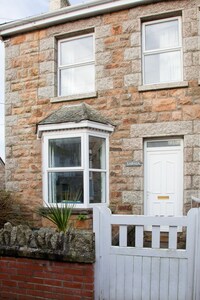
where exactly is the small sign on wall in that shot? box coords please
[125,161,143,167]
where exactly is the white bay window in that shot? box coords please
[142,17,182,85]
[42,130,110,207]
[38,103,114,207]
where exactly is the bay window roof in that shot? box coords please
[37,103,115,138]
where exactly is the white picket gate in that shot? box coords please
[93,207,200,300]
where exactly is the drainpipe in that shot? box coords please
[49,0,70,11]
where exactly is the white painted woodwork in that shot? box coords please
[152,226,160,248]
[119,225,127,247]
[169,226,178,249]
[94,206,200,300]
[135,225,143,248]
[41,128,111,209]
[144,140,183,218]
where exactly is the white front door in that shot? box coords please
[144,139,183,217]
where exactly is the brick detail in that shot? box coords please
[0,257,94,300]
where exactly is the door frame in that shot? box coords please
[144,138,184,217]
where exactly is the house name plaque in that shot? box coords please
[125,161,143,167]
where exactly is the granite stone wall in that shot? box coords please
[0,161,5,190]
[3,0,200,220]
[0,222,95,263]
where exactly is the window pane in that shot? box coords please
[89,172,106,204]
[60,64,95,96]
[145,20,179,51]
[49,138,81,168]
[48,172,83,203]
[60,36,93,66]
[147,140,181,148]
[89,136,106,169]
[144,51,181,84]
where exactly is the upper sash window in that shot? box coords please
[58,34,95,97]
[142,17,182,85]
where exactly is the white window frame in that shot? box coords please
[142,17,183,85]
[42,128,110,208]
[58,33,95,97]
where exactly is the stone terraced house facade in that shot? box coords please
[0,0,199,225]
[0,157,5,190]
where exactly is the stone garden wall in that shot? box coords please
[0,222,95,263]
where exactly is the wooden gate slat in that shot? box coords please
[169,226,178,249]
[178,259,187,300]
[159,258,170,300]
[142,257,151,300]
[124,256,134,300]
[116,255,125,300]
[133,256,142,300]
[119,225,127,247]
[169,258,179,299]
[150,257,160,300]
[135,225,144,248]
[109,255,116,300]
[152,225,160,249]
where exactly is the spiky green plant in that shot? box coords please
[37,202,73,233]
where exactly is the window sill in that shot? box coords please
[50,91,97,103]
[138,81,189,92]
[43,203,107,210]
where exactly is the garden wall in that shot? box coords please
[0,257,94,300]
[0,222,95,299]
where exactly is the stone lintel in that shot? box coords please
[130,121,193,138]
